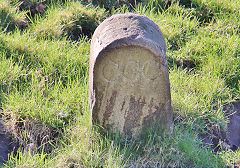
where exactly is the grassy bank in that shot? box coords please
[0,0,239,167]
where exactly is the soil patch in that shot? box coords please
[200,102,240,152]
[0,114,18,166]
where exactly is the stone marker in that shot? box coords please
[89,13,173,137]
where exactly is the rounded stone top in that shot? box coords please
[90,13,167,67]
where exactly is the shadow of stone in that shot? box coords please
[168,56,200,72]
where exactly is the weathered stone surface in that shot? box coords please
[89,13,173,137]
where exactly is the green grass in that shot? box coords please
[0,0,240,167]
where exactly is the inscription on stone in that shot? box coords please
[90,13,173,137]
[101,59,162,83]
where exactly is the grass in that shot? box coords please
[0,0,240,167]
[0,0,26,31]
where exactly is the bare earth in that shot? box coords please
[0,116,14,166]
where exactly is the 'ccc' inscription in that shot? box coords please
[101,60,162,82]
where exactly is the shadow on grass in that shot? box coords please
[168,56,201,72]
[0,10,17,32]
[0,36,41,68]
[148,0,215,24]
[0,8,27,32]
